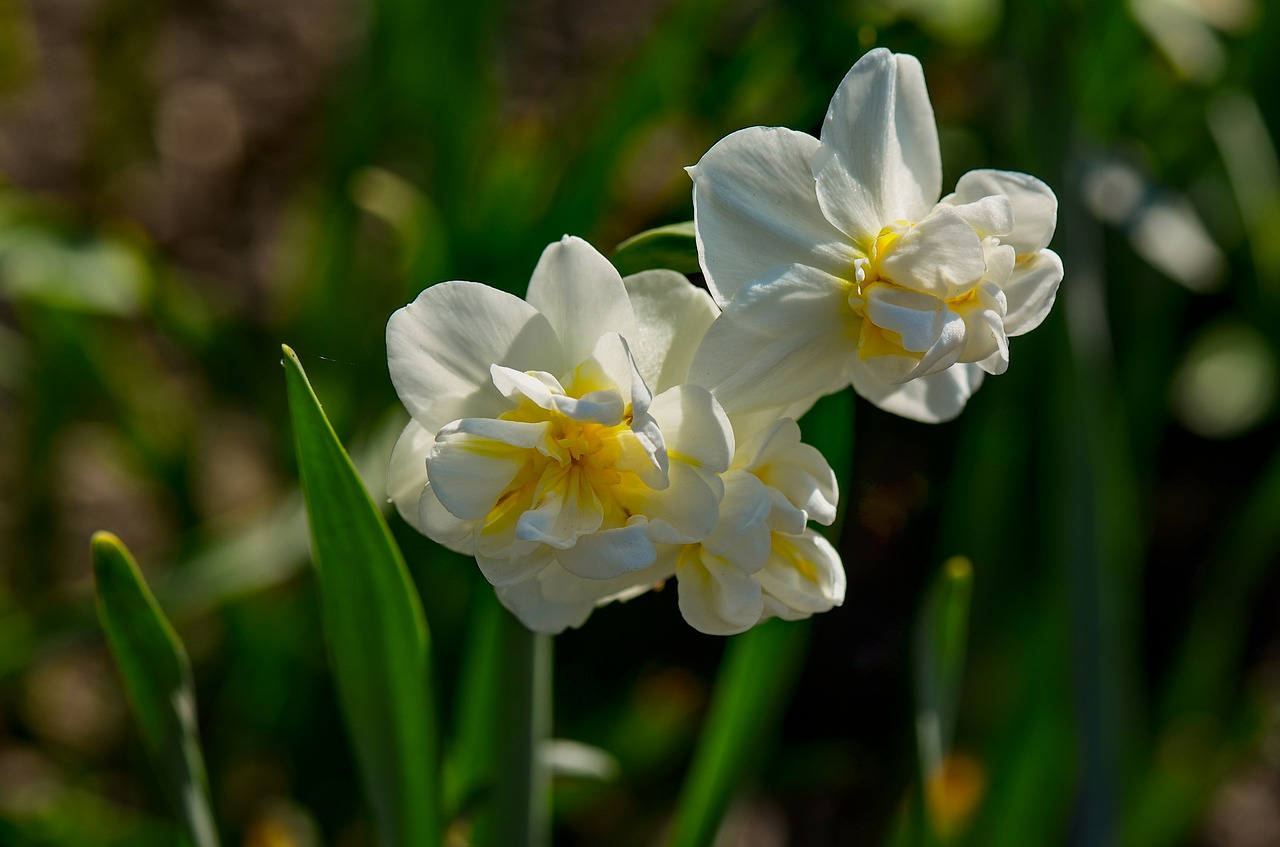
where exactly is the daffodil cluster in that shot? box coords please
[386,48,1059,633]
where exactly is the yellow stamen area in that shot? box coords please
[846,223,983,362]
[774,534,820,583]
[478,402,654,537]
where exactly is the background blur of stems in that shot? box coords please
[2,0,1280,844]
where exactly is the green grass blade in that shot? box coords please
[90,531,220,847]
[912,556,975,844]
[611,221,699,277]
[667,619,809,847]
[281,344,438,847]
[913,556,974,781]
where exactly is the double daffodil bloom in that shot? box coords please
[668,413,845,635]
[386,237,733,632]
[688,48,1063,423]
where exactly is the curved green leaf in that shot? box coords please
[91,531,219,847]
[611,221,700,276]
[281,344,438,847]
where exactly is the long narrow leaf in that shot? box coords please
[667,619,809,847]
[913,556,975,843]
[91,531,219,847]
[281,344,438,847]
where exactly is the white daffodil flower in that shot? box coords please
[386,236,733,633]
[665,415,845,636]
[687,48,1063,423]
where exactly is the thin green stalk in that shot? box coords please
[492,616,553,847]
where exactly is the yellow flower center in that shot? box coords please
[480,402,652,536]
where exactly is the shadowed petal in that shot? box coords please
[848,358,985,423]
[689,264,855,415]
[1004,249,1064,336]
[388,419,432,531]
[516,466,605,549]
[495,558,674,633]
[677,548,765,636]
[701,470,774,573]
[555,520,658,580]
[758,530,845,619]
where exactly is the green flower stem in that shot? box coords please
[493,615,553,847]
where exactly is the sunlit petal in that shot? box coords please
[815,49,942,244]
[526,235,636,366]
[387,281,564,431]
[622,270,720,392]
[689,126,858,304]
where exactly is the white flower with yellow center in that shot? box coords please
[665,413,845,635]
[687,48,1064,423]
[386,237,733,632]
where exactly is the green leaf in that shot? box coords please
[91,531,219,847]
[668,619,809,847]
[610,221,700,277]
[913,556,974,779]
[912,556,975,842]
[281,344,438,847]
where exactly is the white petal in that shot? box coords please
[964,309,1010,375]
[864,284,951,353]
[946,194,1014,240]
[476,544,554,589]
[758,530,845,619]
[427,419,546,520]
[688,126,858,305]
[496,558,674,634]
[437,416,550,448]
[734,418,838,526]
[526,236,636,366]
[418,481,477,555]
[515,466,604,549]
[814,50,942,245]
[387,281,564,432]
[581,334,667,487]
[676,549,764,636]
[701,470,774,573]
[624,461,724,545]
[622,270,720,392]
[688,264,855,415]
[1003,249,1063,336]
[490,366,565,410]
[980,238,1016,289]
[947,169,1058,254]
[878,206,987,298]
[857,307,966,385]
[647,385,734,474]
[848,358,985,423]
[387,420,432,531]
[766,488,808,535]
[554,520,658,580]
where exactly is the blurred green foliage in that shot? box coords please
[2,0,1280,845]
